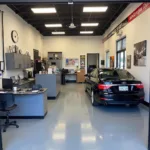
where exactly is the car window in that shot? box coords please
[90,69,98,78]
[116,70,134,79]
[99,70,118,78]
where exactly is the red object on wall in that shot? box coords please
[128,3,150,22]
[103,3,150,43]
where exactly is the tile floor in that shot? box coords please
[2,84,149,150]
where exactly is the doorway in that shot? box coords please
[33,49,39,61]
[87,53,99,73]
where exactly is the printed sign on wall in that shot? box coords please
[66,58,79,67]
[80,55,85,69]
[110,56,115,68]
[127,55,131,69]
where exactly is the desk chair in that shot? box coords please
[0,93,19,132]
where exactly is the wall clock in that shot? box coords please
[11,30,19,43]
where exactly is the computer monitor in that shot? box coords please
[2,78,13,90]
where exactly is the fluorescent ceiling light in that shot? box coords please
[80,31,94,34]
[52,32,65,35]
[81,23,99,27]
[82,136,96,143]
[31,8,56,14]
[45,24,62,28]
[52,133,66,140]
[83,6,108,12]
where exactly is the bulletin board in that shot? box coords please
[65,58,79,67]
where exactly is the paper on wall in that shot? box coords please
[0,71,2,79]
[48,68,52,74]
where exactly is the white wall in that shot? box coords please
[0,5,43,87]
[43,36,104,71]
[103,3,150,102]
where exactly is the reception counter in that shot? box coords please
[0,88,47,119]
[35,74,61,99]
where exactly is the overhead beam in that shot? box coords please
[25,16,109,21]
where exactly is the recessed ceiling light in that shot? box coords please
[31,8,56,14]
[52,32,65,35]
[81,23,99,27]
[45,24,62,28]
[83,6,108,12]
[80,31,94,34]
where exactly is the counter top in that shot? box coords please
[17,78,35,86]
[0,88,47,95]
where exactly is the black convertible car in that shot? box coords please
[85,68,145,106]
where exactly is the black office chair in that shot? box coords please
[0,93,19,132]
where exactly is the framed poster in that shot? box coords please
[134,40,147,66]
[66,58,79,66]
[110,56,114,68]
[80,55,85,69]
[127,55,131,69]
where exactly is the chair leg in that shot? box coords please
[5,112,10,124]
[3,111,19,132]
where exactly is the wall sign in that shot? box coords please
[80,55,85,69]
[110,56,114,68]
[101,60,105,66]
[103,3,150,43]
[127,55,131,69]
[66,58,79,67]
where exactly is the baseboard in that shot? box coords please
[0,111,48,119]
[47,92,60,100]
[142,101,149,107]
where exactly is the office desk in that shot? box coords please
[65,73,77,83]
[35,74,61,99]
[0,88,48,119]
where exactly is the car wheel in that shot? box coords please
[91,90,99,106]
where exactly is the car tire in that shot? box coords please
[91,90,99,106]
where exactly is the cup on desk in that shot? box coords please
[13,86,17,92]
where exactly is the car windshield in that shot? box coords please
[116,70,135,79]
